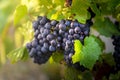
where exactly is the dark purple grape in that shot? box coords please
[44,22,51,29]
[29,48,36,57]
[33,21,39,30]
[84,30,89,36]
[73,34,80,39]
[66,40,72,45]
[112,35,120,71]
[59,23,66,31]
[36,45,41,51]
[32,40,38,47]
[51,20,57,26]
[79,35,84,42]
[44,29,50,35]
[79,23,85,28]
[71,21,79,28]
[63,38,67,42]
[57,37,62,42]
[53,31,58,37]
[40,27,44,33]
[64,32,69,38]
[41,47,48,53]
[68,35,73,40]
[59,29,65,35]
[65,20,71,26]
[37,51,42,56]
[49,45,56,52]
[37,34,42,39]
[41,33,45,38]
[40,16,48,25]
[38,25,43,30]
[47,34,54,41]
[50,40,57,46]
[74,27,81,33]
[43,38,47,42]
[54,24,59,31]
[37,16,42,21]
[69,29,74,34]
[26,43,32,49]
[43,42,49,49]
[68,53,73,59]
[39,40,44,45]
[59,19,65,24]
[34,30,39,37]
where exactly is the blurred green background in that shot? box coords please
[0,0,64,80]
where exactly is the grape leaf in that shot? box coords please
[52,0,64,6]
[80,36,102,70]
[102,53,115,66]
[91,35,105,51]
[7,46,28,63]
[65,66,80,80]
[109,71,120,80]
[14,5,27,25]
[71,0,90,23]
[72,36,102,70]
[72,40,83,64]
[90,3,101,16]
[82,71,93,80]
[51,50,64,63]
[93,17,120,37]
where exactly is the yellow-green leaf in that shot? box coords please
[72,40,83,64]
[7,46,28,63]
[14,5,27,25]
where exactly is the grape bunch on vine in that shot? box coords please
[4,0,120,80]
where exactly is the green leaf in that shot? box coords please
[91,35,105,51]
[51,50,64,63]
[72,40,83,64]
[52,0,64,6]
[82,71,93,80]
[74,15,88,24]
[7,46,28,63]
[14,5,27,25]
[109,71,120,80]
[21,47,29,61]
[102,53,115,66]
[65,66,80,80]
[71,0,90,23]
[82,36,102,69]
[72,36,102,70]
[93,17,120,37]
[80,36,102,70]
[90,3,101,16]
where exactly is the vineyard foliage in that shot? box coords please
[0,0,120,79]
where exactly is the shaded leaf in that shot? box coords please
[52,50,64,63]
[93,17,120,37]
[65,66,80,80]
[7,46,28,63]
[14,5,27,25]
[102,53,115,66]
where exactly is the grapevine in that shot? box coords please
[26,16,92,68]
[1,0,120,80]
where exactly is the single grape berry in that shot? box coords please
[49,45,56,52]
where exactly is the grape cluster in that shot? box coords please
[112,35,120,71]
[26,16,92,65]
